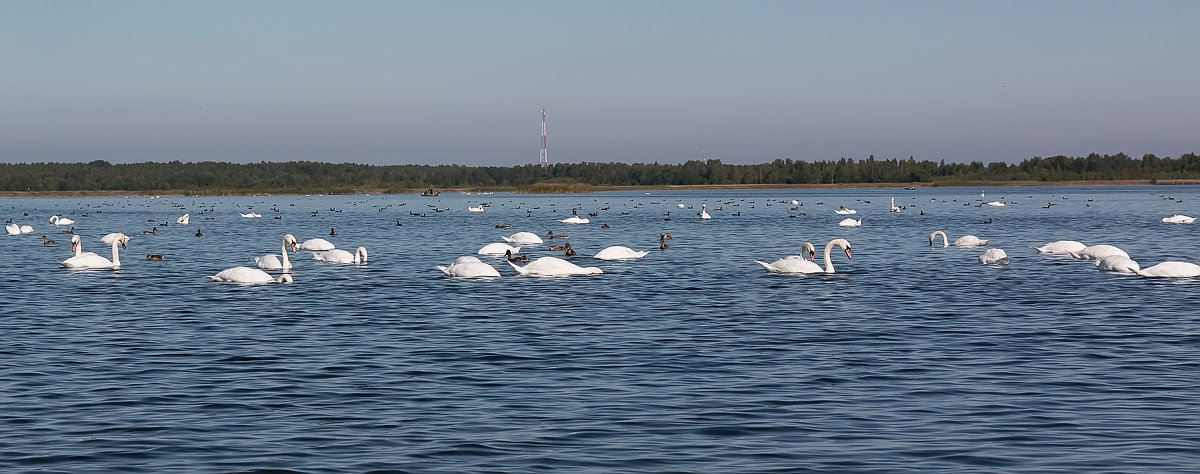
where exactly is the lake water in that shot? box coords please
[2,185,1198,472]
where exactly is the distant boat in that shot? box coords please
[421,187,440,196]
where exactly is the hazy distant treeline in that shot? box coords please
[1,152,1198,193]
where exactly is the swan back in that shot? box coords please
[210,266,290,283]
[509,256,603,276]
[1096,255,1139,273]
[502,232,543,244]
[478,243,521,255]
[100,233,132,245]
[593,246,650,260]
[1136,261,1200,278]
[1070,244,1128,261]
[438,256,501,278]
[979,248,1009,265]
[953,235,988,246]
[1033,240,1086,255]
[299,238,335,251]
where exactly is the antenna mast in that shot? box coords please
[539,108,549,168]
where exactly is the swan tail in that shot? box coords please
[753,260,775,271]
[508,261,529,275]
[436,265,451,276]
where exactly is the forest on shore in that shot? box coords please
[1,152,1198,195]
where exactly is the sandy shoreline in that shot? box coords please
[2,179,1197,198]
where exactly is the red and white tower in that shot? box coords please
[538,108,549,168]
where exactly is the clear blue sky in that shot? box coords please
[2,1,1196,166]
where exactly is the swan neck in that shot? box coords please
[111,239,121,267]
[280,238,292,269]
[823,240,835,273]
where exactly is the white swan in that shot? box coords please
[437,256,501,278]
[930,231,988,247]
[979,248,1009,265]
[954,235,988,246]
[838,218,861,227]
[61,233,125,269]
[558,216,590,224]
[1070,244,1128,261]
[889,197,900,212]
[100,233,133,245]
[1096,255,1139,273]
[467,205,484,212]
[928,231,949,248]
[49,215,75,226]
[593,246,650,260]
[314,246,368,264]
[755,242,822,274]
[1136,261,1200,278]
[834,208,857,215]
[502,232,543,245]
[299,238,336,251]
[1033,240,1086,255]
[815,239,852,273]
[255,234,299,271]
[1162,215,1195,224]
[19,225,33,234]
[478,243,521,255]
[509,256,603,276]
[4,223,18,235]
[699,203,712,220]
[239,212,262,218]
[209,266,294,284]
[177,213,190,225]
[986,201,1006,207]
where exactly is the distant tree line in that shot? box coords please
[1,152,1198,193]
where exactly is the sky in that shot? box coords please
[1,1,1197,167]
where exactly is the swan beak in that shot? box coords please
[844,248,852,259]
[120,241,127,249]
[71,242,77,252]
[808,251,816,262]
[290,243,298,252]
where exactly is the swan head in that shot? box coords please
[802,242,817,261]
[70,234,81,251]
[110,233,130,249]
[284,234,298,252]
[832,238,852,259]
[928,230,948,247]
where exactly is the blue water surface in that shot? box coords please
[2,185,1198,472]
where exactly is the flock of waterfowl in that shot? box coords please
[6,188,1199,282]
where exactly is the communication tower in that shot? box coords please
[539,109,549,168]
